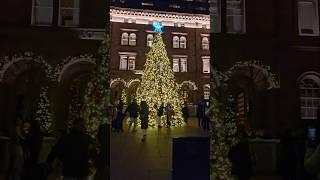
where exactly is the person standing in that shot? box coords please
[157,103,164,128]
[197,102,203,128]
[126,99,139,132]
[166,104,172,128]
[140,101,149,143]
[182,103,189,125]
[57,118,97,180]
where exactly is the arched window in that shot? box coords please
[180,36,187,49]
[121,32,129,45]
[129,33,136,46]
[173,36,179,48]
[299,74,320,120]
[202,37,209,50]
[147,34,154,47]
[203,84,210,100]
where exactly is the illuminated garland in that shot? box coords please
[82,33,111,136]
[210,61,279,179]
[55,54,96,82]
[121,88,128,105]
[35,86,53,133]
[68,78,83,128]
[136,33,184,127]
[0,52,55,82]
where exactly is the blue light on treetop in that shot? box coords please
[152,22,164,33]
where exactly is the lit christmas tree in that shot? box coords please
[136,23,184,127]
[35,86,53,133]
[82,33,111,136]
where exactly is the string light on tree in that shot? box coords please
[136,24,183,127]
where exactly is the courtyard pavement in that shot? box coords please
[110,117,281,180]
[110,117,209,180]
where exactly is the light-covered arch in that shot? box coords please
[226,61,280,90]
[110,78,127,88]
[0,52,50,84]
[57,55,96,82]
[126,79,140,88]
[179,81,198,90]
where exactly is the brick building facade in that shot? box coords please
[110,0,210,105]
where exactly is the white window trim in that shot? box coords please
[31,0,54,26]
[202,37,209,50]
[180,36,187,49]
[173,36,180,49]
[121,32,129,46]
[147,34,154,47]
[119,53,136,70]
[129,33,137,46]
[298,0,320,36]
[202,57,210,73]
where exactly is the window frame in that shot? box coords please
[202,56,210,73]
[226,0,246,34]
[129,33,137,46]
[297,0,320,36]
[31,0,54,26]
[203,85,210,100]
[119,54,136,70]
[179,36,187,49]
[173,36,180,49]
[121,32,129,46]
[146,34,154,47]
[201,37,209,50]
[58,0,80,27]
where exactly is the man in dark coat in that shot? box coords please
[197,102,203,128]
[182,103,189,124]
[57,118,97,180]
[126,99,139,132]
[140,101,149,142]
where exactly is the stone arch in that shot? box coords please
[57,55,96,83]
[126,79,141,103]
[110,78,127,103]
[226,61,279,90]
[298,71,320,85]
[179,81,198,90]
[0,53,48,84]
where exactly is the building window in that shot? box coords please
[31,0,53,25]
[173,36,180,48]
[204,85,210,100]
[172,57,188,72]
[180,36,187,49]
[180,58,187,72]
[299,74,320,120]
[129,33,137,46]
[227,0,246,33]
[121,33,129,45]
[202,57,210,73]
[119,54,136,70]
[298,0,319,36]
[147,34,154,47]
[59,0,80,27]
[210,0,221,33]
[202,37,209,50]
[173,58,180,72]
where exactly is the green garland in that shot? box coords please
[82,33,111,136]
[35,86,53,133]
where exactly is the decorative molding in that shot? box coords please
[110,7,210,29]
[71,28,105,40]
[171,32,188,35]
[179,81,198,90]
[120,28,139,32]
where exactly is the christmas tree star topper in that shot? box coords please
[152,22,163,33]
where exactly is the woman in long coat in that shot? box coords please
[140,101,149,142]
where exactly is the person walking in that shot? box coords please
[182,103,189,125]
[57,118,97,180]
[115,100,124,132]
[157,103,164,128]
[126,99,139,132]
[140,101,149,143]
[166,104,172,128]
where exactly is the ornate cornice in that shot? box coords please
[110,7,210,29]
